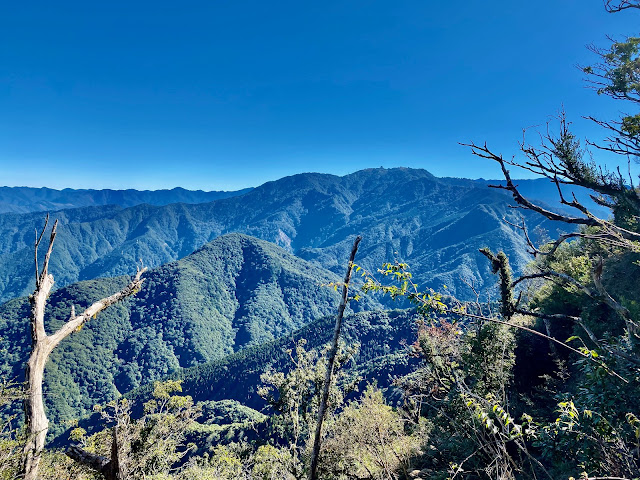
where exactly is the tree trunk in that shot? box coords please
[21,261,55,480]
[66,427,123,480]
[21,346,50,480]
[20,216,145,480]
[308,235,361,480]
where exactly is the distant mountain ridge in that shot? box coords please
[439,176,610,219]
[0,167,567,303]
[0,185,253,214]
[0,233,380,431]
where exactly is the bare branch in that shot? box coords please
[462,139,640,252]
[48,267,147,351]
[604,0,640,14]
[586,116,640,159]
[39,220,58,287]
[512,308,580,323]
[66,426,123,480]
[503,215,586,257]
[309,235,362,480]
[464,142,600,226]
[66,446,111,475]
[513,263,639,332]
[33,214,49,287]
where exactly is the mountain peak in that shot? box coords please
[349,166,436,178]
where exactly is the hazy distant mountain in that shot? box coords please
[0,185,253,214]
[440,177,611,219]
[0,233,380,431]
[0,168,567,303]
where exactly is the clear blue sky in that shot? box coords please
[0,1,638,190]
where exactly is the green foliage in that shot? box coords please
[462,321,516,396]
[258,339,357,476]
[585,36,640,101]
[198,399,266,426]
[320,385,423,479]
[74,380,200,480]
[250,444,297,480]
[37,450,98,480]
[361,262,448,317]
[117,308,421,436]
[192,445,243,478]
[0,380,22,480]
[176,444,297,480]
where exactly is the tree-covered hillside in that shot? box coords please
[128,309,420,412]
[0,168,564,303]
[0,233,380,433]
[51,309,421,449]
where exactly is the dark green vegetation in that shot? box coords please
[0,168,565,303]
[0,233,380,435]
[0,186,252,214]
[57,310,419,453]
[130,309,419,411]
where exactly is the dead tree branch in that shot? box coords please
[67,426,124,480]
[604,0,640,13]
[462,140,640,252]
[309,235,362,480]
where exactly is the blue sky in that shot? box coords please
[0,1,638,190]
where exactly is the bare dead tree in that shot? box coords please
[21,215,146,480]
[309,235,361,480]
[461,117,640,254]
[604,0,640,12]
[459,130,639,369]
[66,426,124,480]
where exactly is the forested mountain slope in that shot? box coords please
[150,309,420,410]
[0,186,252,214]
[61,309,421,443]
[0,168,563,303]
[0,234,379,432]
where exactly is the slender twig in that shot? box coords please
[309,235,362,480]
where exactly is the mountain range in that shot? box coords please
[0,186,252,214]
[0,167,595,436]
[0,168,570,303]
